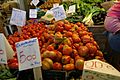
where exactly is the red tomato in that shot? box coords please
[86,43,97,54]
[47,45,54,51]
[64,24,72,30]
[8,62,18,69]
[53,62,62,70]
[78,46,89,57]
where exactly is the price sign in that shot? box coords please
[29,9,37,18]
[10,8,26,27]
[51,5,66,21]
[82,59,120,80]
[32,0,39,6]
[15,38,41,71]
[68,5,76,13]
[0,34,7,64]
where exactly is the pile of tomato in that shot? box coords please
[7,20,105,70]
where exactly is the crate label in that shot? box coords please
[16,38,41,71]
[82,59,120,80]
[29,9,37,18]
[51,5,66,21]
[10,8,26,27]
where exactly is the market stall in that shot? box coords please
[0,0,120,80]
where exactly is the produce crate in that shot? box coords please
[42,70,83,80]
[42,70,67,80]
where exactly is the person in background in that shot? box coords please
[104,0,120,71]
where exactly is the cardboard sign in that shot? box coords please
[32,0,39,6]
[41,10,54,21]
[0,33,14,64]
[68,5,76,13]
[82,59,120,80]
[29,9,37,18]
[15,38,41,71]
[51,5,66,21]
[53,3,59,8]
[10,8,26,27]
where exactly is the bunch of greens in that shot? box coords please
[82,6,106,26]
[61,0,106,25]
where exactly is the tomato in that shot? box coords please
[78,31,88,37]
[55,51,62,62]
[81,35,91,43]
[70,58,74,64]
[64,31,72,37]
[8,40,14,45]
[62,55,71,64]
[8,62,18,69]
[56,21,64,27]
[78,46,89,57]
[58,44,63,52]
[73,43,79,49]
[64,20,70,24]
[76,22,82,27]
[96,50,103,57]
[63,38,72,46]
[63,64,75,71]
[75,59,84,70]
[53,62,62,70]
[8,58,18,64]
[47,45,54,51]
[72,49,79,58]
[86,43,97,54]
[13,53,17,58]
[64,24,72,30]
[63,44,72,55]
[55,26,64,32]
[72,33,81,43]
[75,56,84,61]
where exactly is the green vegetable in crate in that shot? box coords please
[0,65,14,79]
[82,6,106,26]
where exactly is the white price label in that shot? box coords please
[82,59,120,80]
[29,9,37,18]
[32,0,39,6]
[16,38,41,71]
[0,34,7,64]
[52,5,66,21]
[68,5,76,13]
[10,8,26,27]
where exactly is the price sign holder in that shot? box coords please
[51,5,66,21]
[15,38,42,80]
[0,33,14,64]
[82,59,120,80]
